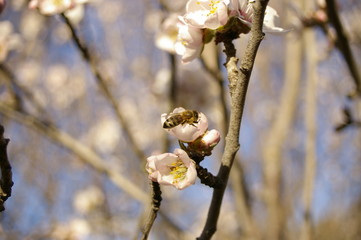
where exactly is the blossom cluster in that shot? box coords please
[156,0,287,63]
[146,107,220,190]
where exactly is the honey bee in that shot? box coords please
[163,110,200,129]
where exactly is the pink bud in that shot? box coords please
[201,129,221,148]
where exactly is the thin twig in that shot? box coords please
[325,0,361,96]
[300,13,318,240]
[60,14,146,161]
[0,124,13,211]
[196,164,222,188]
[197,1,268,239]
[141,181,162,240]
[0,103,149,204]
[262,9,303,240]
[0,63,49,118]
[202,44,256,238]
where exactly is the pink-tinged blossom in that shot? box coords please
[230,0,288,33]
[187,129,221,156]
[161,107,208,142]
[175,17,204,63]
[201,129,221,148]
[155,14,179,54]
[29,0,89,15]
[146,149,197,190]
[183,0,230,29]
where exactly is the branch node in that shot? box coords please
[196,164,222,188]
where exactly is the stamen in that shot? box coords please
[168,160,188,183]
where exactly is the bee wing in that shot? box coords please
[164,112,180,119]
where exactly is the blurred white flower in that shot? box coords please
[155,13,180,54]
[175,17,204,63]
[51,218,91,240]
[0,21,21,62]
[73,186,105,214]
[29,0,89,16]
[86,116,121,154]
[64,4,85,25]
[20,11,44,40]
[29,0,73,15]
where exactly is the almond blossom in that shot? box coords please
[230,0,288,33]
[155,14,179,54]
[174,17,204,63]
[146,148,197,190]
[161,107,208,142]
[29,0,89,15]
[183,0,230,29]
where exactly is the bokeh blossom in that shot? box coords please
[29,0,89,15]
[146,148,197,190]
[161,107,208,142]
[155,14,180,54]
[0,21,21,62]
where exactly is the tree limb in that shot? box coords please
[197,1,268,239]
[0,124,13,211]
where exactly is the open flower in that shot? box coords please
[230,0,288,33]
[146,148,197,190]
[161,107,208,142]
[174,17,204,63]
[155,13,180,54]
[183,0,230,29]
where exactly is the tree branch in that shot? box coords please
[197,1,268,239]
[60,14,146,161]
[0,124,13,211]
[141,181,162,240]
[300,11,318,240]
[0,103,148,204]
[325,0,361,96]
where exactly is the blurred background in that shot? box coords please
[0,0,360,239]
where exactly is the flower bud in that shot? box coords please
[186,129,221,158]
[201,129,221,148]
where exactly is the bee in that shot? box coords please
[163,110,200,129]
